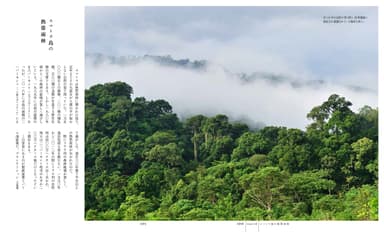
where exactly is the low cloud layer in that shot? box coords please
[85,60,377,130]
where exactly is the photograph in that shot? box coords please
[84,6,378,220]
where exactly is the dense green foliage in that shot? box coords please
[85,81,378,220]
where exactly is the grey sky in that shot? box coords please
[85,6,377,88]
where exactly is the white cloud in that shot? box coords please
[85,61,377,129]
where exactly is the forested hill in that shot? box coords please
[85,81,378,220]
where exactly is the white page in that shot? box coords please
[0,1,383,232]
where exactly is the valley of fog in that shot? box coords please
[85,60,377,130]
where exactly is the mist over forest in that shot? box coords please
[85,6,378,221]
[85,53,377,129]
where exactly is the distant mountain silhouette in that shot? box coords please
[85,53,375,93]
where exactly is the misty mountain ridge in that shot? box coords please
[85,53,374,93]
[87,53,208,71]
